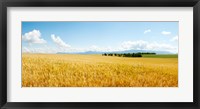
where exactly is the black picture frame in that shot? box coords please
[0,0,200,109]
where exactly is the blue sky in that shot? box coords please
[22,22,178,53]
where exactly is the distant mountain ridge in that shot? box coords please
[57,49,174,54]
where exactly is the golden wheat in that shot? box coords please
[22,53,178,87]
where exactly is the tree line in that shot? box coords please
[102,52,156,57]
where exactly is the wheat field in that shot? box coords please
[22,53,178,87]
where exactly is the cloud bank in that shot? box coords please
[23,40,177,54]
[121,40,177,53]
[22,29,46,44]
[51,34,71,48]
[22,31,178,54]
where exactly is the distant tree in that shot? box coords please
[127,53,131,57]
[123,53,126,57]
[104,52,144,57]
[135,53,142,57]
[131,53,135,57]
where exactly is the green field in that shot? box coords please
[142,54,178,58]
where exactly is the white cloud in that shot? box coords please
[121,40,148,50]
[161,31,171,35]
[121,40,177,53]
[90,45,99,50]
[22,33,177,54]
[22,29,47,44]
[87,45,115,52]
[51,34,71,48]
[89,45,102,51]
[170,36,178,42]
[144,29,151,34]
[22,46,58,53]
[22,40,178,54]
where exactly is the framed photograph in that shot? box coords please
[0,0,200,109]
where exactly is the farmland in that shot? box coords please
[22,53,178,87]
[142,54,178,58]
